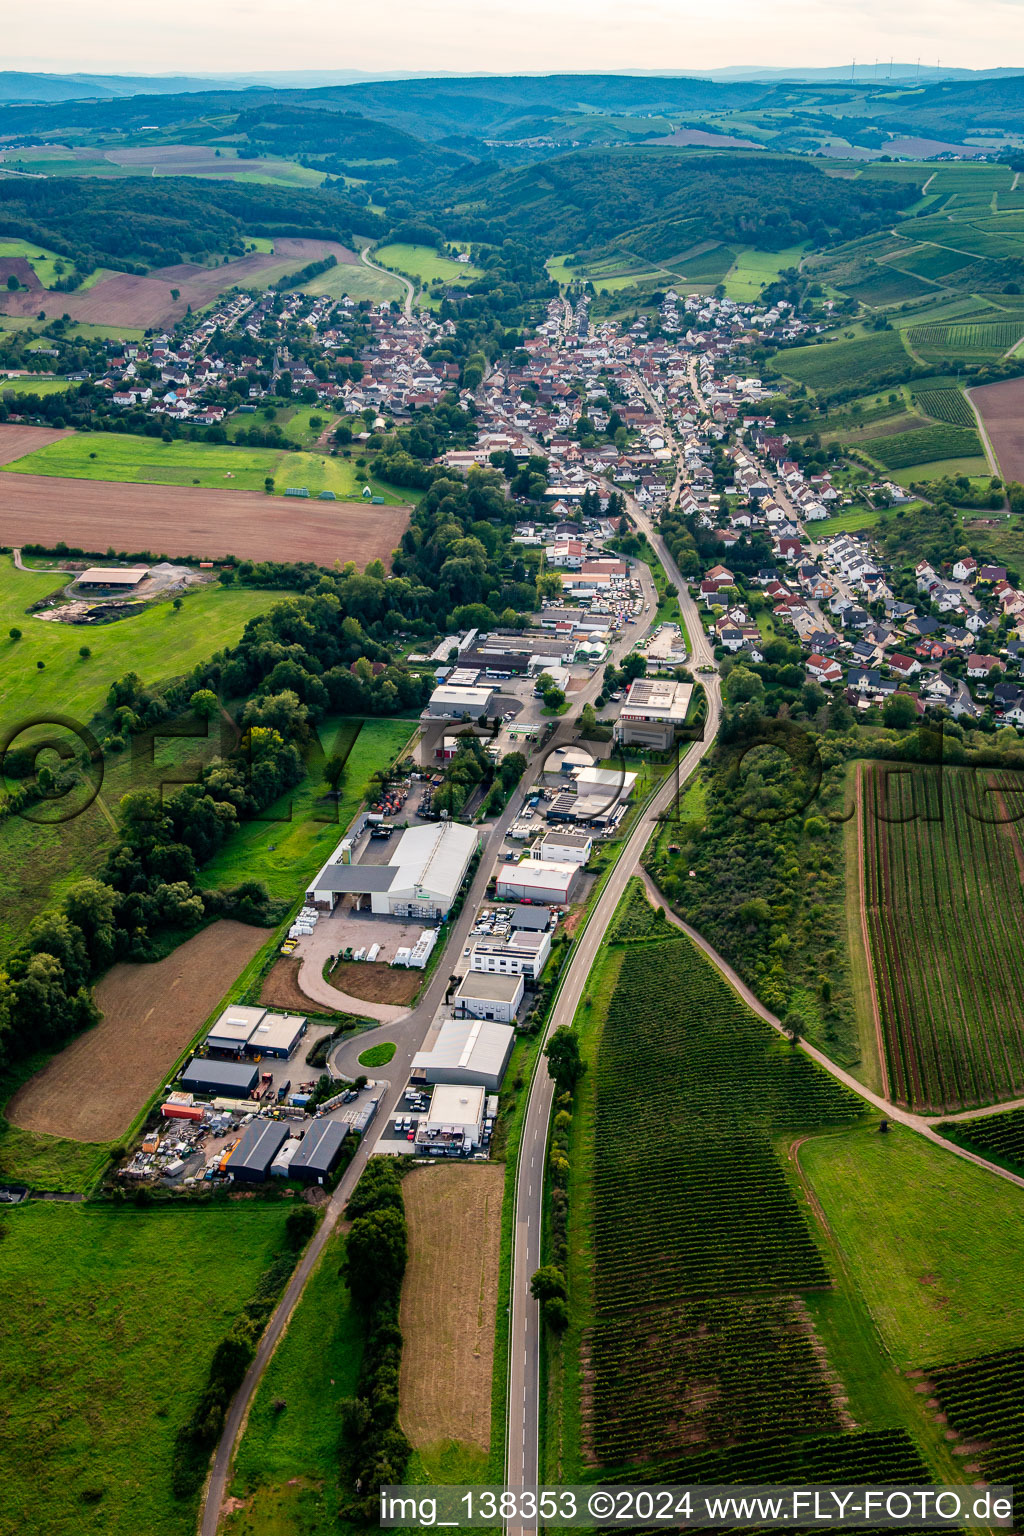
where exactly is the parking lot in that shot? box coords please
[377,1082,434,1156]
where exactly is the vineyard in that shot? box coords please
[939,1105,1024,1172]
[907,322,1024,357]
[860,763,1024,1112]
[913,388,976,427]
[926,1347,1024,1489]
[607,876,676,943]
[578,920,869,1474]
[866,422,982,471]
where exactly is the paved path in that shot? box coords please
[295,954,407,1024]
[361,246,415,318]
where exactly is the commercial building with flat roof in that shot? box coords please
[538,830,593,865]
[246,1012,306,1060]
[414,1082,487,1156]
[496,858,580,906]
[307,821,478,921]
[411,1015,515,1088]
[206,1005,265,1056]
[615,677,694,750]
[453,971,524,1024]
[290,1119,350,1184]
[470,929,551,981]
[179,1058,258,1098]
[228,1119,290,1182]
[426,683,497,718]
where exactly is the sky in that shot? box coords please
[5,0,1023,76]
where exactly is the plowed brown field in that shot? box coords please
[6,919,268,1142]
[0,238,360,329]
[399,1163,503,1453]
[0,474,409,565]
[970,377,1024,484]
[0,424,71,465]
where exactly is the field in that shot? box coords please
[373,242,483,289]
[0,1201,292,1536]
[911,387,976,426]
[300,257,405,305]
[0,474,409,566]
[723,244,806,302]
[970,375,1024,483]
[907,320,1024,365]
[776,330,911,393]
[860,763,1024,1112]
[800,1123,1024,1364]
[327,958,423,1005]
[227,1226,364,1532]
[0,422,70,464]
[0,237,69,288]
[2,428,407,502]
[198,716,415,901]
[399,1163,503,1455]
[939,1104,1024,1173]
[0,374,74,396]
[5,919,268,1145]
[863,422,983,471]
[0,238,358,330]
[0,554,281,742]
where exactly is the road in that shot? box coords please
[360,245,415,318]
[200,555,660,1535]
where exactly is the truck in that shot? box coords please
[276,1079,291,1103]
[250,1071,274,1102]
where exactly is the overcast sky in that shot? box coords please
[6,0,1022,75]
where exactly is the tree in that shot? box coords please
[545,1026,585,1094]
[342,1207,407,1309]
[264,476,275,495]
[172,596,183,612]
[883,691,917,730]
[6,274,19,292]
[170,288,180,302]
[78,645,91,660]
[189,689,219,720]
[783,1009,805,1046]
[8,628,21,641]
[530,1264,567,1303]
[499,751,527,789]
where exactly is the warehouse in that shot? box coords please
[453,971,525,1024]
[470,928,551,980]
[496,858,581,905]
[227,1119,290,1182]
[508,905,552,932]
[246,1012,307,1061]
[75,565,149,590]
[414,1082,487,1156]
[205,1004,265,1056]
[538,830,593,865]
[307,821,478,921]
[615,677,693,751]
[289,1118,350,1184]
[410,1015,515,1089]
[426,683,496,718]
[179,1058,258,1098]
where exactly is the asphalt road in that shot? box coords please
[200,558,659,1535]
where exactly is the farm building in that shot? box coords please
[496,858,581,905]
[227,1120,290,1182]
[426,683,497,718]
[538,830,593,865]
[411,1015,515,1089]
[413,1082,487,1156]
[74,565,149,590]
[615,677,693,750]
[469,929,552,980]
[179,1058,258,1098]
[306,821,478,921]
[452,971,525,1024]
[289,1118,350,1184]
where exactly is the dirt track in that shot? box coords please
[6,920,268,1142]
[399,1163,504,1452]
[0,424,71,466]
[970,377,1024,483]
[0,238,360,330]
[0,473,410,565]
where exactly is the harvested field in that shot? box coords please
[326,958,423,1005]
[399,1163,503,1452]
[0,423,70,465]
[969,377,1024,483]
[6,920,267,1142]
[0,474,409,565]
[0,238,359,329]
[0,257,40,291]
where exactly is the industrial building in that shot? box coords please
[470,928,551,980]
[453,970,525,1023]
[496,858,581,905]
[227,1119,290,1182]
[414,1082,487,1156]
[411,1015,515,1089]
[179,1058,258,1098]
[615,677,694,751]
[289,1119,350,1184]
[508,905,553,932]
[75,565,149,590]
[306,821,479,921]
[426,682,497,718]
[204,1005,307,1061]
[538,830,593,865]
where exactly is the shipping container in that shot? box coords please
[161,1103,204,1121]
